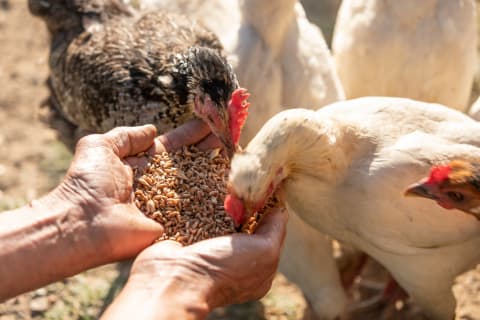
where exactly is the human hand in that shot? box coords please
[48,125,162,261]
[102,207,288,320]
[153,118,222,153]
[101,207,288,320]
[125,118,223,170]
[0,120,227,300]
[135,206,288,304]
[53,119,221,263]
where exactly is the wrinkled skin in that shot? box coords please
[57,119,223,260]
[62,120,287,312]
[128,207,287,308]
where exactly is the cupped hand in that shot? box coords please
[128,207,288,309]
[54,119,221,262]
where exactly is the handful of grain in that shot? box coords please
[133,146,264,246]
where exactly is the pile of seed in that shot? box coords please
[133,146,263,246]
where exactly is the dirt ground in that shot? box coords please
[0,1,479,319]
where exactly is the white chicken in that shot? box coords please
[332,0,477,112]
[226,97,480,320]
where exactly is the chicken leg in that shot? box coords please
[279,210,348,319]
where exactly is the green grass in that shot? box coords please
[42,265,121,320]
[0,196,27,211]
[39,141,72,192]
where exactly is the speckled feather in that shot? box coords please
[30,0,237,133]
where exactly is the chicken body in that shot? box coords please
[332,0,477,111]
[29,0,238,150]
[229,97,480,319]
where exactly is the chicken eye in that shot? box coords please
[447,191,464,202]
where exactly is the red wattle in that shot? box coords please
[224,194,246,225]
[437,200,455,210]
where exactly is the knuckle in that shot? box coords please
[76,134,103,149]
[106,128,131,150]
[107,127,128,142]
[157,135,174,152]
[108,126,128,136]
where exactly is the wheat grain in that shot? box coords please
[133,146,274,245]
[133,146,233,245]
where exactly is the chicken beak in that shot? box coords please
[209,103,236,158]
[194,95,237,157]
[404,182,437,200]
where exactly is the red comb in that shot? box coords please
[228,88,250,145]
[224,194,246,226]
[426,165,451,185]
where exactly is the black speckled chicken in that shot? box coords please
[28,0,244,154]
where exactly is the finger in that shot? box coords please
[157,119,211,152]
[143,239,184,257]
[149,139,167,154]
[110,204,165,258]
[152,240,183,250]
[254,207,288,247]
[123,204,165,233]
[124,154,150,170]
[105,125,157,158]
[195,133,223,151]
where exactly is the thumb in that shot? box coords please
[156,119,211,152]
[110,204,165,259]
[149,240,183,252]
[137,240,184,261]
[254,207,288,248]
[106,125,157,158]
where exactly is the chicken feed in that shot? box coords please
[133,146,269,245]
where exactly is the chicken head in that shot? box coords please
[187,49,247,157]
[405,160,480,220]
[226,151,287,226]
